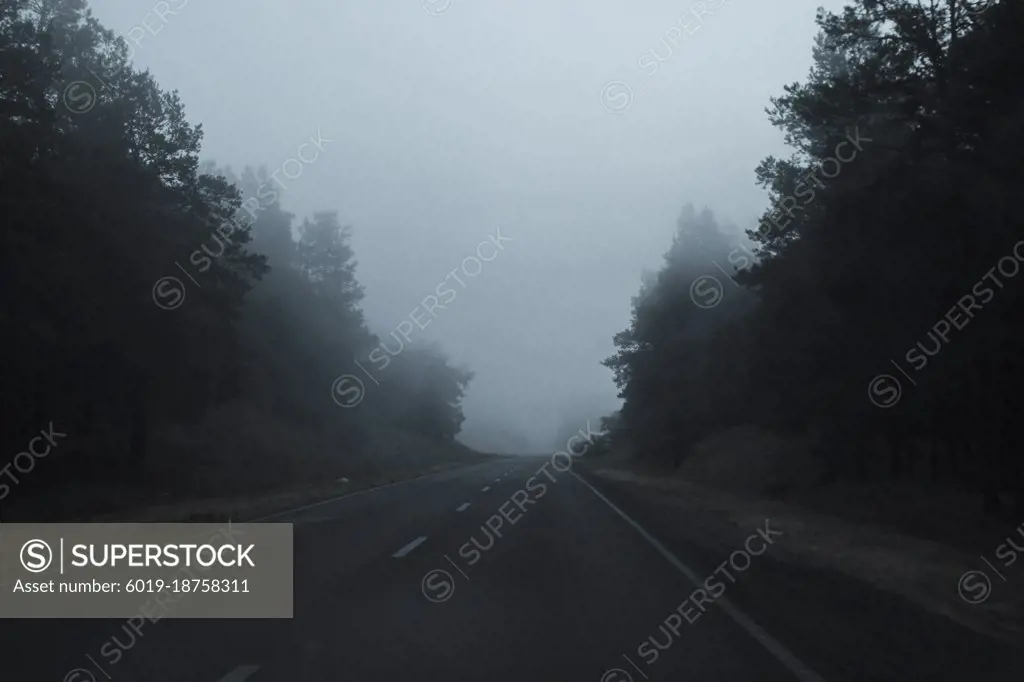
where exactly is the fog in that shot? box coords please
[8,2,1023,678]
[85,0,847,451]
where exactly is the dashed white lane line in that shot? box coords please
[250,460,496,522]
[456,502,471,512]
[392,536,428,558]
[482,486,490,492]
[568,470,826,682]
[218,665,260,682]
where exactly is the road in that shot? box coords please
[2,455,1021,681]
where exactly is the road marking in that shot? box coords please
[456,502,471,512]
[569,470,826,682]
[218,665,260,682]
[393,536,428,558]
[250,461,495,521]
[482,486,490,491]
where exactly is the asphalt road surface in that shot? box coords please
[3,455,1021,681]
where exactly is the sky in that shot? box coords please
[86,0,848,451]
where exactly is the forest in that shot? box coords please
[4,0,1023,520]
[1,0,476,515]
[602,0,1024,515]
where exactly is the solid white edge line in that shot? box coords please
[456,502,471,512]
[392,536,428,558]
[568,470,826,682]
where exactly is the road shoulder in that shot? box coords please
[577,464,1023,681]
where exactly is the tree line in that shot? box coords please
[1,0,473,505]
[603,0,1023,515]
